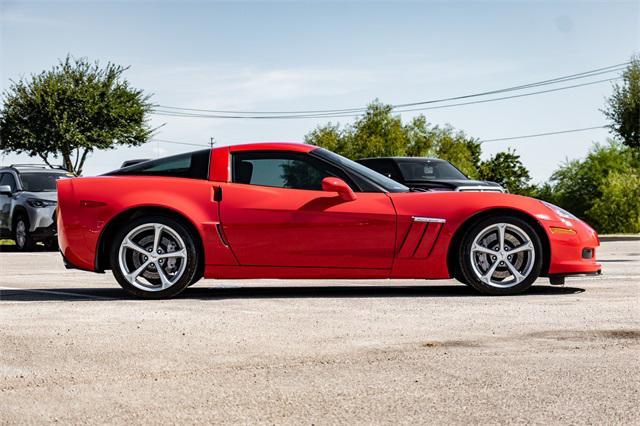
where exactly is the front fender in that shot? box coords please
[387,191,590,278]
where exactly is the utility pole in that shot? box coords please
[209,137,215,148]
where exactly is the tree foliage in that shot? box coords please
[478,149,532,195]
[0,55,153,175]
[587,171,640,234]
[305,100,481,177]
[539,141,640,231]
[603,57,640,150]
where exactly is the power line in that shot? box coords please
[392,78,618,114]
[148,125,609,151]
[151,76,619,120]
[149,138,209,147]
[479,125,608,143]
[154,61,629,117]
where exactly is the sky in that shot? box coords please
[0,0,638,182]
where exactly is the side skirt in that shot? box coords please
[205,265,391,280]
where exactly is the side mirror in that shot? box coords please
[322,177,357,201]
[0,185,12,196]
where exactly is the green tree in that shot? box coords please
[304,123,344,155]
[305,100,481,177]
[478,149,532,195]
[603,57,640,150]
[345,101,409,159]
[545,141,639,230]
[0,55,153,175]
[587,171,640,233]
[530,182,556,203]
[431,127,482,179]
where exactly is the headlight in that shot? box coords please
[27,198,57,208]
[540,201,578,220]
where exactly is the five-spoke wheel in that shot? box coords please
[458,216,542,295]
[110,216,198,298]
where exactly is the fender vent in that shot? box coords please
[398,218,445,259]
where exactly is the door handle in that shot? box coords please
[213,186,222,202]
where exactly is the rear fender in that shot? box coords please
[57,176,237,271]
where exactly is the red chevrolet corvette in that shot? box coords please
[56,143,601,299]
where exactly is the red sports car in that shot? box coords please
[56,143,601,299]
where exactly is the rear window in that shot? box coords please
[106,150,211,180]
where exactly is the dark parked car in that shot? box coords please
[120,159,151,168]
[356,157,505,192]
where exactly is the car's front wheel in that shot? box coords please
[109,216,199,299]
[458,216,542,295]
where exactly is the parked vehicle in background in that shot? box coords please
[56,143,600,299]
[0,164,71,250]
[120,159,150,168]
[357,157,505,192]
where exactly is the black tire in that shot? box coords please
[453,271,470,286]
[458,215,543,296]
[188,274,202,287]
[109,215,199,299]
[13,215,35,251]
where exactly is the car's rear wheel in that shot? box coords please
[109,216,198,299]
[458,215,542,295]
[13,215,35,251]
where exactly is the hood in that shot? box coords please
[388,190,548,225]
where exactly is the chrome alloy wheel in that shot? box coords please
[118,223,188,292]
[15,220,26,248]
[469,223,535,288]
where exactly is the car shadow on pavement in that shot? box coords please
[0,245,55,252]
[0,284,585,302]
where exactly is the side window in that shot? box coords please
[0,173,17,192]
[232,151,351,191]
[108,149,210,179]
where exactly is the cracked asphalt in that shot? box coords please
[1,240,639,424]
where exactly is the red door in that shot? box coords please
[218,183,396,269]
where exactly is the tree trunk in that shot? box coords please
[37,153,54,168]
[75,148,90,176]
[62,153,74,174]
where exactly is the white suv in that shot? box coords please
[0,164,71,251]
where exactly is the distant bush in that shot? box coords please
[538,141,640,233]
[587,172,640,233]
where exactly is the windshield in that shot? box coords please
[19,172,68,192]
[396,159,468,181]
[312,148,409,192]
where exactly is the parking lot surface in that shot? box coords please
[1,241,639,424]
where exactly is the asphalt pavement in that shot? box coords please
[1,241,639,424]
